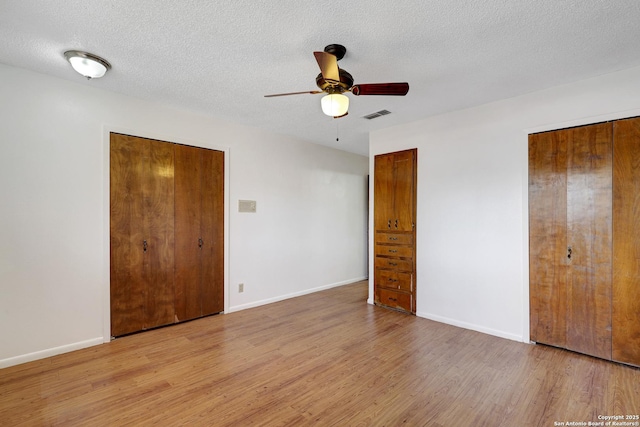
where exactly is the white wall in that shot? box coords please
[369,65,640,343]
[0,63,368,368]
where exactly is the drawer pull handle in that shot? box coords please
[389,237,398,241]
[143,240,148,253]
[388,220,391,229]
[388,297,397,302]
[388,278,398,282]
[389,262,398,266]
[389,249,398,253]
[395,219,398,228]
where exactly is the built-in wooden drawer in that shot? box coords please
[374,244,413,258]
[375,256,413,272]
[376,288,412,313]
[375,269,412,292]
[375,232,414,245]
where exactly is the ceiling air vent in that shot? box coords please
[362,109,391,120]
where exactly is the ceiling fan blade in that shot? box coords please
[264,90,323,98]
[351,83,409,96]
[313,51,340,83]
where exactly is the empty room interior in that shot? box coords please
[2,1,640,425]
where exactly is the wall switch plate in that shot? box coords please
[238,200,256,213]
[238,283,244,293]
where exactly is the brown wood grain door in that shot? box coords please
[175,145,225,321]
[110,134,175,336]
[529,123,613,360]
[145,140,175,329]
[174,144,203,322]
[565,123,612,360]
[393,150,416,232]
[613,117,640,366]
[111,134,224,335]
[374,153,394,231]
[111,134,147,336]
[528,130,569,348]
[200,149,224,316]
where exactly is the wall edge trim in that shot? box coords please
[226,277,367,314]
[417,311,524,343]
[0,337,104,369]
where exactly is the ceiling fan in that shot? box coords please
[264,44,409,118]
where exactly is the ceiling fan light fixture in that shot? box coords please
[64,50,111,79]
[321,93,349,117]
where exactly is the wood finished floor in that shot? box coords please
[1,281,639,426]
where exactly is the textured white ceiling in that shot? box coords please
[1,0,640,155]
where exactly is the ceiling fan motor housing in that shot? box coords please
[316,69,354,93]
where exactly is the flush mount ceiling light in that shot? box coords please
[321,93,349,117]
[64,50,111,79]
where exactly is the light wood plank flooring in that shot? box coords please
[1,281,639,426]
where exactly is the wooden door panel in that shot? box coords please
[110,134,148,336]
[376,269,413,292]
[375,232,414,245]
[613,117,640,366]
[376,288,412,312]
[374,154,394,231]
[566,123,612,360]
[200,149,224,316]
[375,256,413,272]
[393,150,416,232]
[145,140,175,329]
[528,131,568,347]
[174,144,202,321]
[374,245,413,259]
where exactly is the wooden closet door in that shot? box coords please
[200,149,224,315]
[528,130,568,348]
[565,123,612,360]
[145,140,175,329]
[392,150,416,232]
[374,153,394,231]
[613,117,640,366]
[174,144,203,322]
[110,134,148,336]
[111,134,176,336]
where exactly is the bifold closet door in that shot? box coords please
[529,130,569,349]
[613,117,640,366]
[529,123,612,360]
[565,123,612,360]
[175,144,202,322]
[110,134,175,336]
[200,149,224,316]
[174,144,224,322]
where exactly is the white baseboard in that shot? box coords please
[226,277,366,313]
[0,337,104,369]
[417,311,523,343]
[2,279,369,368]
